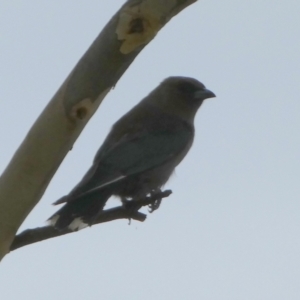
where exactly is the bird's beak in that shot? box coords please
[194,89,216,100]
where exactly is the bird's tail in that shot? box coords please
[48,192,111,231]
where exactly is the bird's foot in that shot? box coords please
[148,189,163,213]
[121,189,172,213]
[148,199,162,213]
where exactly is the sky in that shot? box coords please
[1,0,300,299]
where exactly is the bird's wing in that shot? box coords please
[65,125,193,201]
[102,128,193,175]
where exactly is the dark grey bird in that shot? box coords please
[48,76,215,230]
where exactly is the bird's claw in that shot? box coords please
[148,189,162,213]
[148,198,162,213]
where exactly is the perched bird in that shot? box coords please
[49,76,215,230]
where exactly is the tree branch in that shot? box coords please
[10,190,172,251]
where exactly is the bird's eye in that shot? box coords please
[177,82,200,94]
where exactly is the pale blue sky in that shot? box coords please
[1,1,300,299]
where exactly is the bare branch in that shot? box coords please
[10,190,172,251]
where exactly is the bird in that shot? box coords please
[48,76,215,230]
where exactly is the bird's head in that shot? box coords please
[147,76,216,122]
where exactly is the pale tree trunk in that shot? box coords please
[0,0,197,261]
